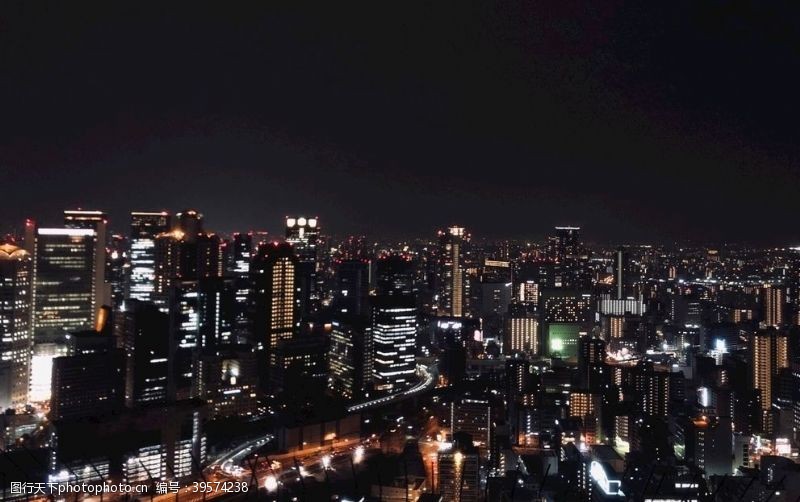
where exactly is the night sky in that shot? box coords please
[1,2,798,243]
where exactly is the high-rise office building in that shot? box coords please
[29,342,69,403]
[437,226,469,318]
[372,296,417,394]
[52,401,206,484]
[547,226,590,289]
[176,209,204,237]
[569,391,602,443]
[517,280,539,306]
[230,232,254,344]
[613,247,631,300]
[762,284,784,328]
[0,243,33,411]
[683,415,733,476]
[118,299,172,407]
[540,290,593,360]
[154,212,222,307]
[64,210,111,308]
[129,211,171,303]
[328,317,372,400]
[450,399,492,453]
[147,210,225,398]
[597,293,645,316]
[252,242,299,388]
[168,277,236,399]
[106,234,128,310]
[639,363,670,418]
[198,346,258,418]
[752,328,789,432]
[505,357,538,407]
[505,303,539,355]
[551,226,582,262]
[170,277,236,350]
[541,291,593,324]
[285,216,320,260]
[252,242,298,350]
[29,225,99,339]
[231,232,253,275]
[479,259,512,340]
[376,255,415,297]
[578,336,607,391]
[50,336,124,421]
[285,216,320,317]
[333,259,371,317]
[270,334,328,393]
[438,432,480,502]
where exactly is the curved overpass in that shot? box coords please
[206,363,435,475]
[347,362,436,413]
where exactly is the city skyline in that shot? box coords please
[2,3,799,243]
[3,3,800,500]
[7,208,800,248]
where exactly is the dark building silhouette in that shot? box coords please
[50,331,124,421]
[118,299,172,407]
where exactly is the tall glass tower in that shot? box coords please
[0,243,33,411]
[30,226,98,340]
[129,211,171,303]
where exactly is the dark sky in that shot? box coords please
[1,1,798,243]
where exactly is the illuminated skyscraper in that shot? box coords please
[129,211,171,303]
[149,210,225,398]
[29,342,68,403]
[762,284,784,328]
[505,303,539,355]
[0,243,33,411]
[285,216,320,317]
[106,234,128,310]
[64,210,111,309]
[551,226,581,262]
[640,363,670,418]
[548,226,590,289]
[231,232,253,275]
[505,357,538,407]
[153,210,222,307]
[230,232,254,343]
[578,336,607,391]
[437,226,469,318]
[540,290,593,360]
[30,225,99,339]
[752,328,788,433]
[285,216,320,257]
[168,277,236,399]
[327,317,371,400]
[198,346,259,418]
[517,280,539,306]
[372,296,417,393]
[171,277,236,350]
[252,242,299,387]
[438,432,480,502]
